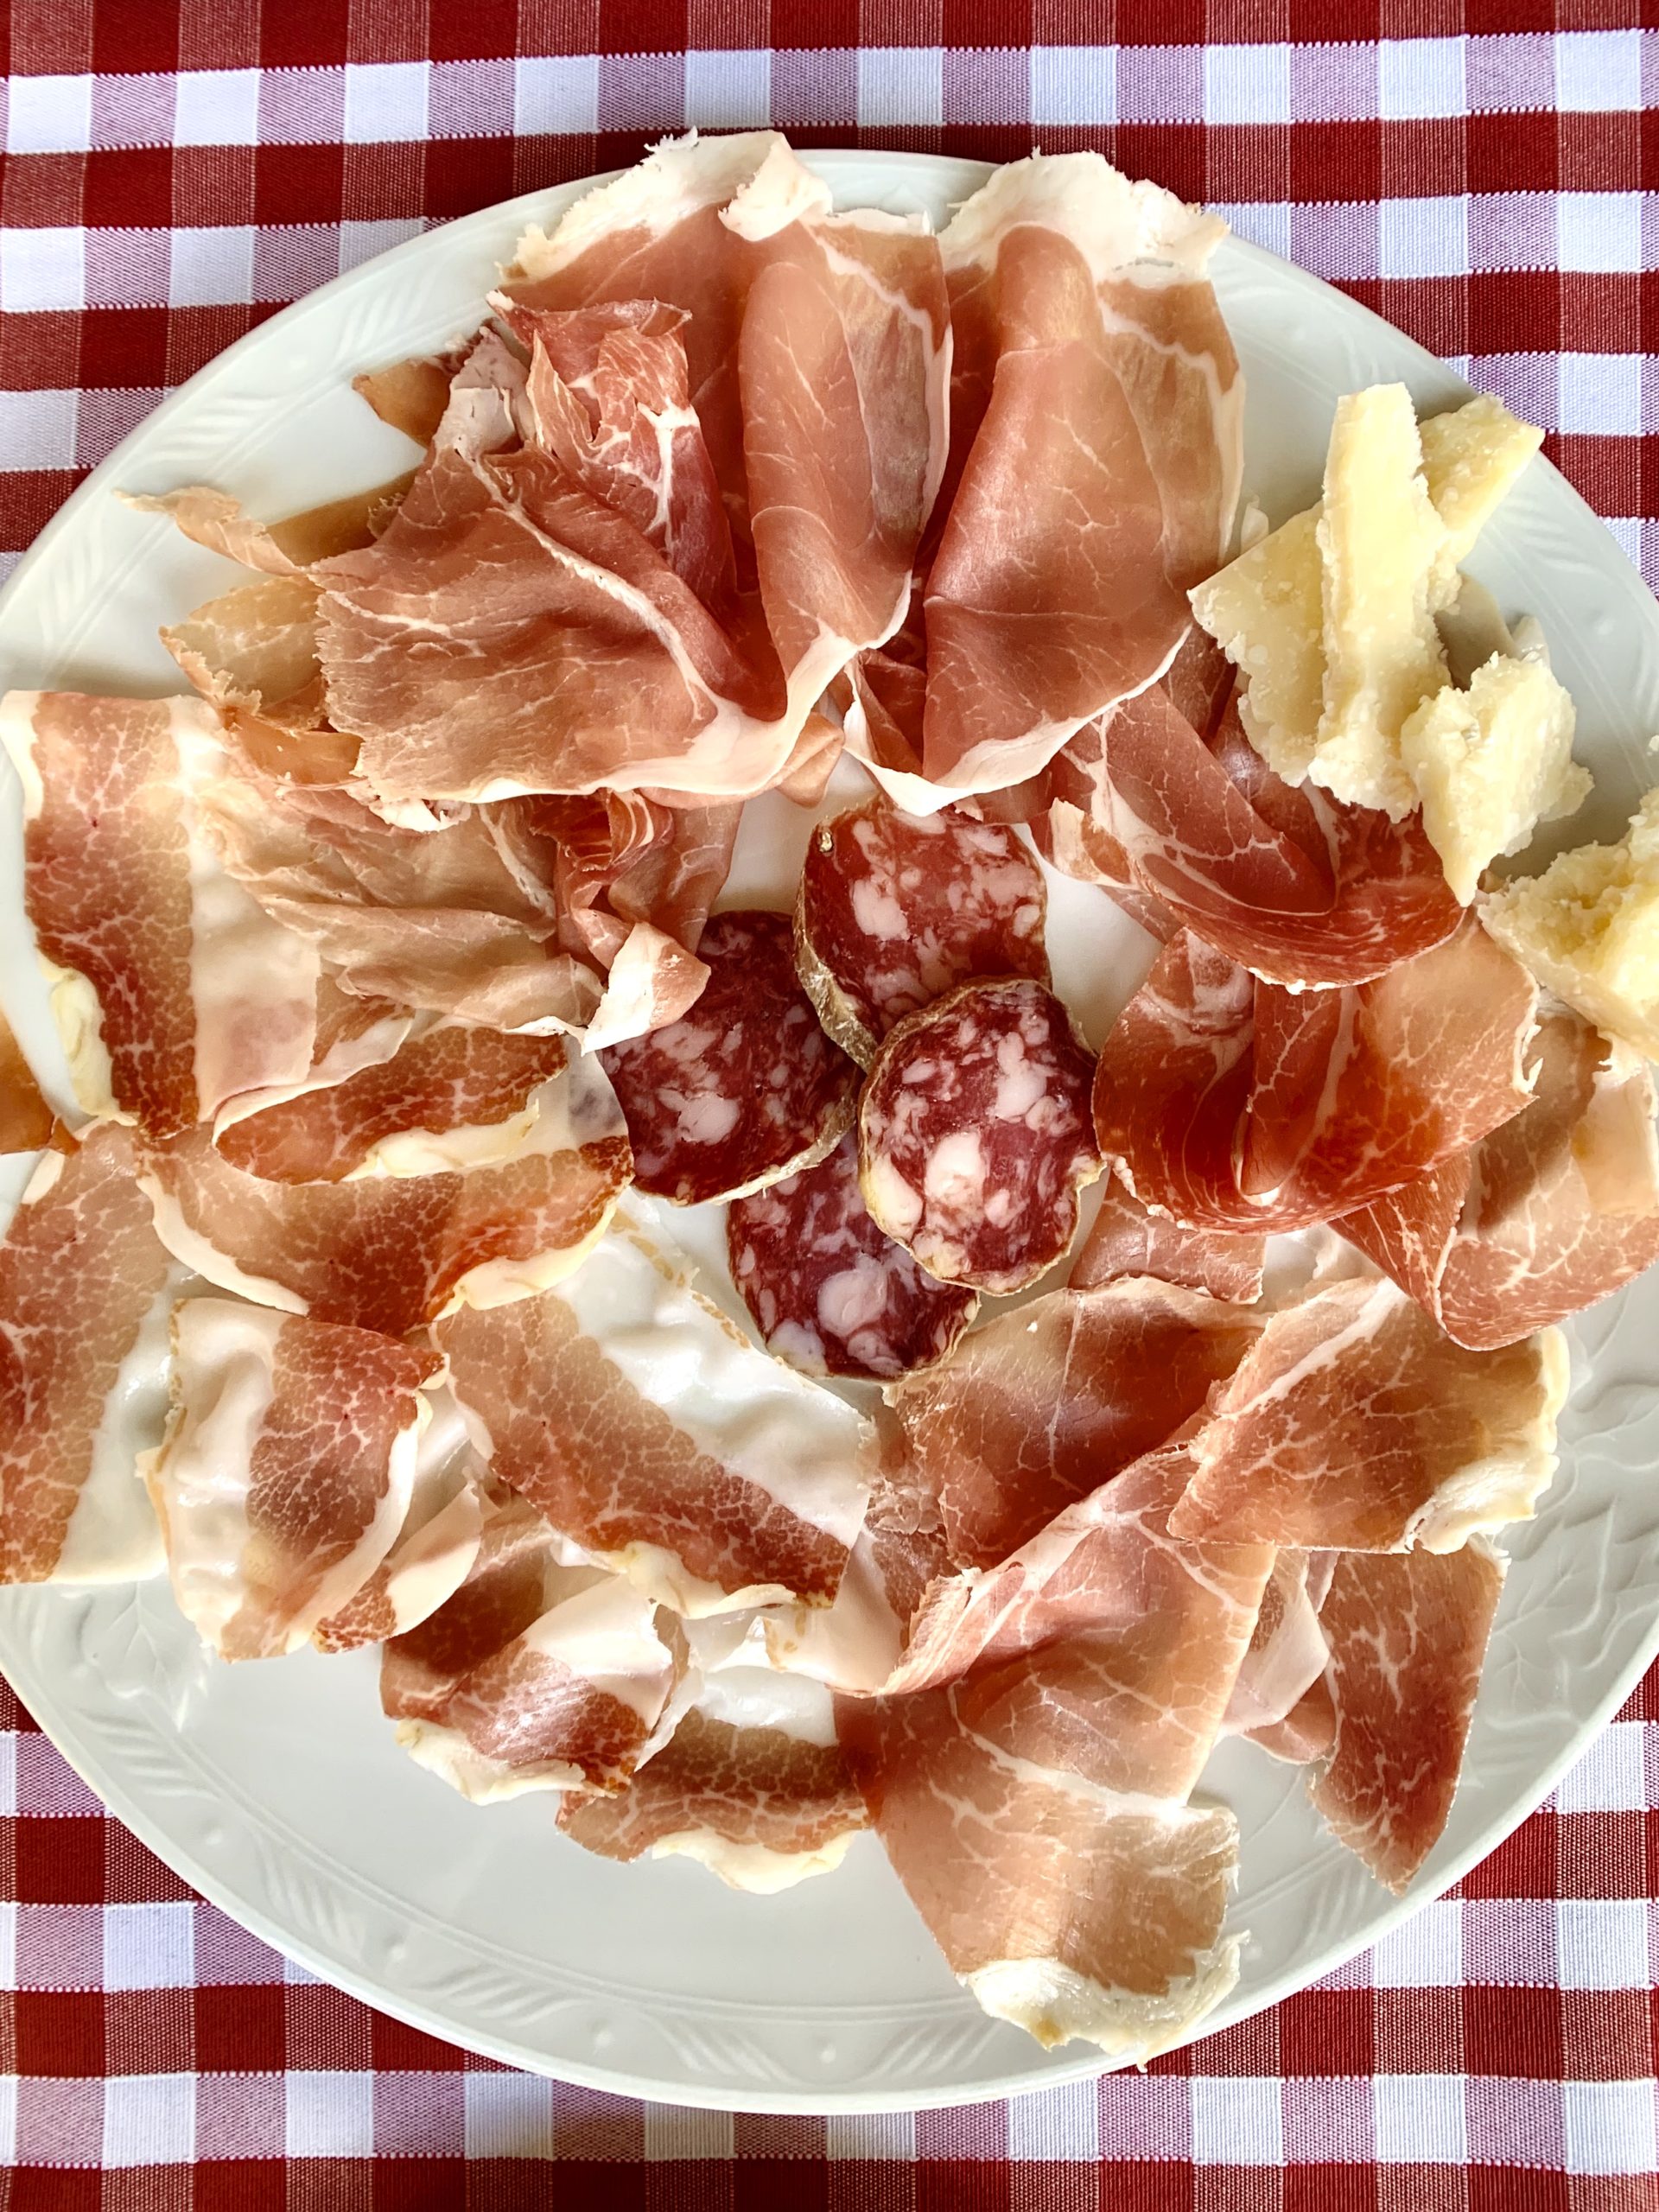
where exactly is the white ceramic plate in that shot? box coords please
[1,152,1657,2117]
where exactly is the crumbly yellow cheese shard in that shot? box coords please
[1313,385,1448,818]
[1400,653,1591,905]
[1419,393,1545,570]
[1482,788,1659,1061]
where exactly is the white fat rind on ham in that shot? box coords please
[1405,1325,1569,1551]
[939,151,1226,289]
[965,1930,1241,2060]
[693,1662,839,1745]
[394,1722,588,1802]
[514,130,810,277]
[51,1264,188,1584]
[721,133,836,242]
[137,1174,310,1313]
[644,1826,857,1893]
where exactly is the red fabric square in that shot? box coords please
[194,1985,288,2074]
[13,1991,107,2079]
[14,1821,109,1907]
[1463,1987,1567,2082]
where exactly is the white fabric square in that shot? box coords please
[1,229,84,315]
[515,54,600,137]
[173,68,261,147]
[102,1903,195,1992]
[1379,194,1468,278]
[1190,2075,1283,2167]
[0,1732,15,1819]
[1377,37,1466,120]
[1212,201,1291,258]
[857,48,943,128]
[1204,44,1290,126]
[1556,1719,1648,1811]
[1557,1897,1649,1991]
[464,2073,552,2159]
[338,219,424,273]
[168,226,254,308]
[1464,1897,1555,1983]
[1373,1897,1462,1986]
[1557,192,1643,274]
[0,390,75,472]
[343,60,430,144]
[7,73,92,156]
[644,2105,735,2159]
[1031,46,1116,127]
[1558,353,1643,439]
[286,2069,374,2158]
[1564,2081,1658,2177]
[1008,2075,1098,2160]
[0,2078,16,2170]
[825,2112,916,2158]
[103,2074,194,2167]
[0,1902,16,1993]
[683,50,771,130]
[1554,30,1643,113]
[1375,2073,1466,2164]
[1605,516,1643,567]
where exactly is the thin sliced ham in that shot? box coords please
[1071,1173,1265,1304]
[162,574,332,748]
[1096,918,1539,1231]
[128,476,412,575]
[1341,1004,1659,1351]
[139,1047,631,1334]
[0,1013,52,1154]
[381,1481,679,1802]
[1310,1543,1505,1891]
[1222,1549,1336,1755]
[0,1124,175,1583]
[1,691,320,1136]
[435,1223,873,1615]
[562,1670,868,1892]
[889,1281,1261,1568]
[1169,1276,1568,1553]
[140,1298,438,1659]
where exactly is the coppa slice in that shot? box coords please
[562,1670,868,1892]
[0,1124,176,1584]
[728,1131,977,1382]
[381,1484,679,1802]
[0,691,320,1137]
[1342,1004,1659,1351]
[859,976,1101,1294]
[435,1224,874,1616]
[601,910,858,1205]
[139,1049,631,1335]
[889,1281,1261,1568]
[1169,1276,1568,1553]
[0,1013,52,1155]
[1071,1173,1265,1305]
[141,1299,437,1660]
[794,798,1048,1065]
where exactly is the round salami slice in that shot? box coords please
[795,798,1049,1065]
[729,1132,979,1381]
[600,909,859,1206]
[858,976,1102,1294]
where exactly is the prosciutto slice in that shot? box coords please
[1,691,320,1136]
[141,1298,437,1659]
[435,1224,873,1615]
[875,153,1240,796]
[1071,1173,1265,1304]
[381,1482,679,1802]
[889,1281,1260,1568]
[0,1014,52,1155]
[1096,918,1538,1232]
[1310,1543,1505,1891]
[562,1670,868,1892]
[0,1124,175,1583]
[1222,1549,1336,1758]
[1169,1276,1568,1553]
[1340,1004,1659,1351]
[139,1048,631,1335]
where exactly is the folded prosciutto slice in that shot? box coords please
[1222,1549,1337,1760]
[1311,1543,1505,1891]
[1,691,320,1136]
[141,1298,438,1659]
[562,1669,868,1892]
[139,1046,631,1335]
[325,133,947,807]
[1096,917,1538,1231]
[435,1224,874,1615]
[1169,1276,1568,1553]
[1071,1173,1265,1305]
[861,153,1240,798]
[0,1124,176,1583]
[1341,1003,1659,1351]
[381,1482,679,1802]
[889,1280,1261,1567]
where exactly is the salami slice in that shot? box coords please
[599,909,859,1206]
[795,798,1049,1065]
[858,976,1102,1294]
[729,1131,979,1382]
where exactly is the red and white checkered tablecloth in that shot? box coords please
[1,3,1656,2203]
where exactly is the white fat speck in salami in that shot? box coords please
[857,976,1103,1294]
[795,798,1050,1065]
[599,909,859,1206]
[728,1132,978,1382]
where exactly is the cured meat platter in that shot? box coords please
[1,147,1658,2113]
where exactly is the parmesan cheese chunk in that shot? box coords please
[1419,392,1545,572]
[1400,653,1592,904]
[1483,788,1659,1061]
[1314,385,1447,819]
